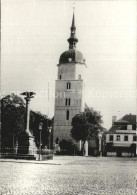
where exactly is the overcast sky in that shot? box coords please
[1,0,136,129]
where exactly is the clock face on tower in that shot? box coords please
[68,58,72,62]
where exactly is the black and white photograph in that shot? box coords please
[1,0,137,194]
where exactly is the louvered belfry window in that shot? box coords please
[65,98,71,106]
[67,82,71,89]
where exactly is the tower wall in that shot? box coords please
[54,63,86,144]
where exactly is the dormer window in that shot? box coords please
[127,125,132,130]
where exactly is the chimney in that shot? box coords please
[112,116,117,126]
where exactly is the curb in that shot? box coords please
[0,159,61,165]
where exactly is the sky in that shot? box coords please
[1,0,136,129]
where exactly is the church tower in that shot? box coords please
[54,11,86,144]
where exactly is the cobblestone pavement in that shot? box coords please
[0,156,137,195]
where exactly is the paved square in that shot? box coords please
[0,156,137,195]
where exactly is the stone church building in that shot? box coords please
[53,12,87,145]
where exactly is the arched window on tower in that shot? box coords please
[67,82,71,89]
[66,110,69,120]
[78,75,81,80]
[65,98,71,106]
[59,75,62,80]
[69,98,71,106]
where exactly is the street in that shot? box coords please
[0,156,137,195]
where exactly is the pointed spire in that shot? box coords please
[71,11,75,29]
[67,8,78,49]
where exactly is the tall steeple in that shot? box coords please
[67,9,78,49]
[54,7,86,149]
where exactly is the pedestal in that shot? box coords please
[54,144,60,153]
[17,133,37,155]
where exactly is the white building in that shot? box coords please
[106,114,137,156]
[53,12,86,145]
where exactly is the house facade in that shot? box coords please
[105,114,137,156]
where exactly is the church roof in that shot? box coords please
[59,49,85,64]
[58,11,85,65]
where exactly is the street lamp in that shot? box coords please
[48,127,52,150]
[7,95,20,153]
[39,121,43,161]
[13,103,20,153]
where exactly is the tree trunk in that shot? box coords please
[84,140,88,157]
[82,141,85,156]
[79,140,82,151]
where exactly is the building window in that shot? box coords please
[124,135,128,141]
[65,98,67,106]
[59,75,62,80]
[133,135,137,141]
[109,135,113,141]
[67,82,71,89]
[78,75,81,79]
[116,135,120,141]
[66,110,69,120]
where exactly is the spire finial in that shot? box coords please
[73,3,75,13]
[67,6,78,49]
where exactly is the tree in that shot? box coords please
[59,139,74,155]
[71,107,103,156]
[71,107,103,141]
[1,94,25,151]
[29,111,53,149]
[1,93,54,151]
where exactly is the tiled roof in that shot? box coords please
[107,125,119,134]
[115,114,136,125]
[107,114,136,134]
[115,119,128,124]
[122,114,136,124]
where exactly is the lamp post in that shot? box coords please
[98,131,103,156]
[8,95,20,153]
[39,121,43,161]
[48,127,52,150]
[13,103,20,153]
